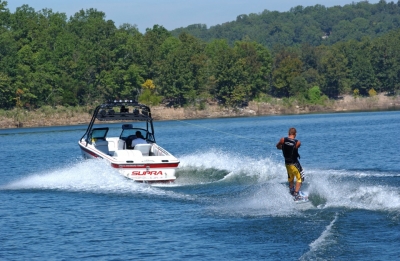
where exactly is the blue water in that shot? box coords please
[1,111,399,260]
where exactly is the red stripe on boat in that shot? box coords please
[80,146,103,158]
[111,163,179,169]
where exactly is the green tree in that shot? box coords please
[307,86,326,104]
[233,40,272,102]
[138,79,162,106]
[337,39,376,96]
[205,39,241,106]
[140,25,171,80]
[319,48,350,97]
[157,32,207,106]
[370,30,400,94]
[67,8,117,105]
[272,54,303,97]
[0,2,16,108]
[0,72,12,108]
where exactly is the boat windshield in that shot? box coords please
[120,128,155,142]
[90,128,109,140]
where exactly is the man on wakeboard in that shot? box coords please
[276,127,305,200]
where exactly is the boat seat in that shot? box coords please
[94,139,109,155]
[114,150,142,160]
[107,140,117,155]
[133,144,152,156]
[117,139,126,150]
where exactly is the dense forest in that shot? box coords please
[172,0,400,48]
[0,0,399,111]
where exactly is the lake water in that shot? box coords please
[1,111,399,260]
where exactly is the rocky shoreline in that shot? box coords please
[1,94,399,129]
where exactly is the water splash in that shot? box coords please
[178,149,285,185]
[1,159,188,200]
[177,150,400,214]
[3,149,400,215]
[205,182,310,217]
[305,169,400,212]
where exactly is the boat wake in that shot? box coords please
[176,149,283,185]
[307,169,400,212]
[300,214,339,261]
[2,149,400,215]
[176,150,400,215]
[1,159,191,201]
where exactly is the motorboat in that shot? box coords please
[78,100,180,183]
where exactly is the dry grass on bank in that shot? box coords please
[0,94,399,129]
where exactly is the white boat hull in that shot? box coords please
[79,139,179,183]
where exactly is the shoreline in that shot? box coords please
[1,94,399,129]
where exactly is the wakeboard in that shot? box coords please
[293,191,314,209]
[293,191,309,203]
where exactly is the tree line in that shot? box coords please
[172,1,400,48]
[0,1,399,111]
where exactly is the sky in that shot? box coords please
[7,0,381,33]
